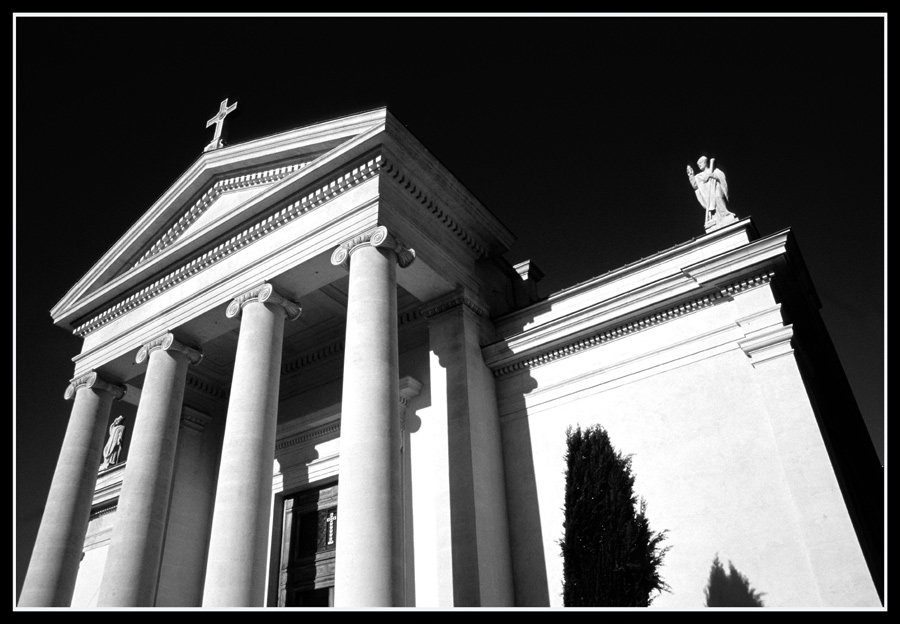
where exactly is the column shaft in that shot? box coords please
[97,346,193,606]
[203,300,286,606]
[333,245,400,607]
[18,377,121,606]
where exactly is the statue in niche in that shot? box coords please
[99,415,126,471]
[686,156,738,231]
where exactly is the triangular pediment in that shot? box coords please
[125,162,312,273]
[52,108,390,331]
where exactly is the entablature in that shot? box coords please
[55,108,538,386]
[483,220,798,377]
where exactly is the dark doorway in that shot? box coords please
[278,483,338,607]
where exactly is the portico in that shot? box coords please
[28,108,519,607]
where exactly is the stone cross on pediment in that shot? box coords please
[204,98,238,153]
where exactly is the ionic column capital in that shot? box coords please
[331,226,416,271]
[225,282,302,321]
[135,333,203,366]
[398,376,423,434]
[64,371,127,401]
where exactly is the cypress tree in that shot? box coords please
[561,425,669,606]
[704,556,765,607]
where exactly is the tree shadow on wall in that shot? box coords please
[704,556,765,607]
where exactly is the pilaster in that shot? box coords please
[419,288,514,607]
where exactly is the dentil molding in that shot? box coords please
[490,271,776,378]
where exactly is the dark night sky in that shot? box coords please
[14,15,885,599]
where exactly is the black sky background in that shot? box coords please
[14,16,886,600]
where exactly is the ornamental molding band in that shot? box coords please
[181,407,213,433]
[89,505,118,521]
[282,339,344,376]
[381,157,488,258]
[735,301,795,367]
[73,157,382,338]
[490,271,776,378]
[330,225,416,270]
[718,271,776,300]
[71,153,483,338]
[132,163,310,269]
[63,371,127,401]
[420,287,488,319]
[135,332,203,365]
[738,325,795,367]
[185,371,228,400]
[275,422,342,452]
[226,282,302,321]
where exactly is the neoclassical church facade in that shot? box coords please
[19,108,882,608]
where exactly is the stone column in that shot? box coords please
[202,283,300,607]
[97,333,202,607]
[331,226,415,607]
[18,373,125,607]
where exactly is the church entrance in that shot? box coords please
[277,483,338,607]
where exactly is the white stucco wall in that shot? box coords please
[498,289,879,608]
[71,510,115,607]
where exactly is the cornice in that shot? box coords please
[225,282,302,321]
[64,371,127,401]
[494,218,760,335]
[90,505,118,520]
[282,339,344,377]
[181,406,213,432]
[398,307,423,327]
[185,371,228,400]
[381,156,488,258]
[93,461,125,508]
[489,271,775,378]
[682,229,789,286]
[73,156,382,337]
[420,288,488,319]
[736,303,795,367]
[330,225,416,270]
[738,325,795,366]
[276,422,342,452]
[132,164,309,269]
[68,142,510,339]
